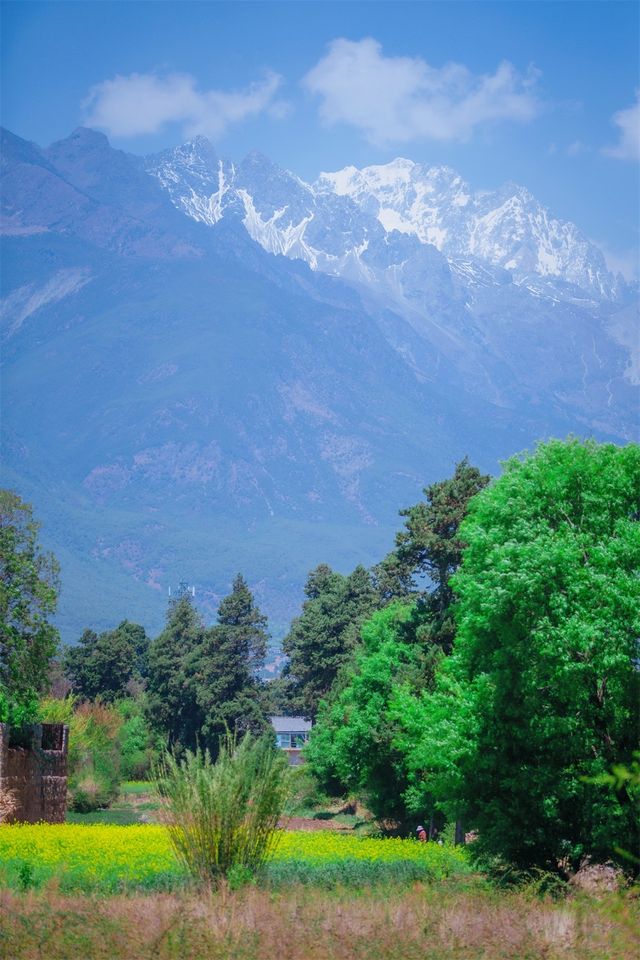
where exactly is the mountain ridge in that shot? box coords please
[0,126,637,644]
[145,134,624,303]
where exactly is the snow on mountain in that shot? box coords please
[147,141,621,308]
[147,136,235,226]
[2,125,637,645]
[318,160,619,301]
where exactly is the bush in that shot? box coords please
[154,733,289,885]
[40,697,122,811]
[117,698,164,781]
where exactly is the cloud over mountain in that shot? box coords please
[303,38,540,145]
[604,92,640,161]
[83,70,284,139]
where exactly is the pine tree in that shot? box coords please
[282,564,379,719]
[385,457,490,652]
[147,593,204,748]
[216,573,268,676]
[190,575,269,752]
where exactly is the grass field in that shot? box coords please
[0,824,636,959]
[66,782,161,826]
[1,884,637,960]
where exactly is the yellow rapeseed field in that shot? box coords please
[0,824,468,890]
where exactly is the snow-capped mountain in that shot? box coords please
[317,160,619,301]
[1,126,636,644]
[146,139,622,305]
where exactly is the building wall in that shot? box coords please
[0,723,68,823]
[283,747,304,767]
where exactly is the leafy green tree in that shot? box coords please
[391,439,640,870]
[0,490,60,726]
[147,593,205,748]
[306,602,439,821]
[117,697,165,780]
[190,575,269,751]
[282,564,379,718]
[64,620,149,702]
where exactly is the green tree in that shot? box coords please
[282,564,379,719]
[64,620,149,702]
[216,573,269,676]
[306,602,439,821]
[117,697,165,780]
[391,439,640,870]
[147,592,205,748]
[384,457,490,652]
[190,575,269,751]
[0,490,60,726]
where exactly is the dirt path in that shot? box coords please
[278,816,352,832]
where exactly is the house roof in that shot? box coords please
[269,716,312,733]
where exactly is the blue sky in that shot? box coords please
[2,1,638,276]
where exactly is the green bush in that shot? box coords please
[0,689,40,733]
[40,697,122,811]
[117,698,164,781]
[154,733,289,885]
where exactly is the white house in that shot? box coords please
[270,716,312,766]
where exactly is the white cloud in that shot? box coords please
[303,38,540,145]
[603,92,640,161]
[82,70,284,140]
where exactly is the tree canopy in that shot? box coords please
[305,602,440,821]
[147,576,270,753]
[64,621,149,702]
[281,564,379,719]
[390,439,640,869]
[0,490,60,725]
[147,592,205,749]
[386,457,490,652]
[190,574,270,750]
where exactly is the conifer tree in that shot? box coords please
[216,573,269,676]
[384,457,490,652]
[282,564,379,718]
[190,575,269,752]
[147,592,205,748]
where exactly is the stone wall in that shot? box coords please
[0,722,68,823]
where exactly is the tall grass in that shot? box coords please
[40,697,123,811]
[2,885,638,960]
[154,734,289,885]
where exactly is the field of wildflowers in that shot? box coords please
[1,825,636,960]
[0,823,471,892]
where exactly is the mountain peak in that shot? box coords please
[241,149,278,170]
[142,135,620,302]
[63,127,111,149]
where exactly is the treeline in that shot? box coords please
[304,439,640,873]
[2,438,639,872]
[63,574,270,747]
[44,575,274,807]
[0,457,488,811]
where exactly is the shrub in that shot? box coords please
[117,698,164,781]
[40,697,122,810]
[154,733,289,885]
